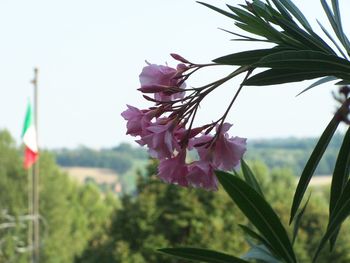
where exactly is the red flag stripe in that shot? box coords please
[24,146,39,169]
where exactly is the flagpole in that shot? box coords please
[28,167,34,263]
[32,68,40,263]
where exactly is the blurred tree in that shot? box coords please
[0,130,119,263]
[76,160,248,263]
[77,159,350,263]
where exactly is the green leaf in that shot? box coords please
[216,171,297,263]
[241,159,264,197]
[235,22,281,42]
[290,114,340,223]
[277,0,312,31]
[329,127,350,215]
[330,0,350,54]
[239,224,269,243]
[329,127,350,249]
[335,80,350,85]
[254,50,350,72]
[270,0,294,22]
[251,0,277,23]
[242,244,283,263]
[296,76,337,96]
[213,48,287,66]
[197,2,238,21]
[219,28,270,43]
[331,0,341,27]
[320,0,350,55]
[313,178,350,262]
[227,5,282,41]
[239,224,277,256]
[273,16,335,54]
[292,195,310,245]
[317,20,347,58]
[158,247,249,263]
[243,69,335,86]
[321,0,338,40]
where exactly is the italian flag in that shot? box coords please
[22,102,39,169]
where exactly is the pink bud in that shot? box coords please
[139,63,186,101]
[170,53,190,64]
[138,85,167,93]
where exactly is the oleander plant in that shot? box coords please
[122,0,350,262]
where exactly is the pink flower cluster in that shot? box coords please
[122,54,247,190]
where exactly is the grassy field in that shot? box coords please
[61,161,331,195]
[61,159,149,194]
[61,166,122,193]
[309,175,332,186]
[61,166,119,184]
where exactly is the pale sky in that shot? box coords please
[0,0,349,149]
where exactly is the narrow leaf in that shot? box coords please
[254,50,350,72]
[228,5,282,41]
[274,16,335,55]
[243,69,335,86]
[158,247,249,263]
[242,244,282,263]
[270,0,294,22]
[235,22,281,42]
[329,127,350,249]
[330,0,350,54]
[251,0,277,23]
[317,20,347,58]
[296,76,337,97]
[313,179,350,262]
[241,159,264,197]
[335,80,350,85]
[331,0,341,27]
[320,0,350,55]
[278,0,312,31]
[321,0,338,39]
[329,127,350,215]
[290,114,340,223]
[216,171,297,263]
[213,48,286,66]
[197,2,239,20]
[239,224,277,256]
[218,27,268,42]
[292,194,310,245]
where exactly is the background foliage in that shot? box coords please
[2,129,350,262]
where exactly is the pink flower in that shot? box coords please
[142,119,180,159]
[189,134,213,161]
[139,63,185,101]
[213,123,247,170]
[192,123,247,170]
[121,105,152,137]
[187,161,218,191]
[158,150,188,187]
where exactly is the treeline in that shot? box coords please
[53,133,344,178]
[53,143,147,174]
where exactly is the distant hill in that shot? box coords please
[247,133,343,176]
[53,143,148,194]
[52,133,344,192]
[53,143,148,174]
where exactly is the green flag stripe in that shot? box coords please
[22,102,34,138]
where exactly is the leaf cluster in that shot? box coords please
[201,0,350,88]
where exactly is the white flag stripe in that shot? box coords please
[23,125,38,152]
